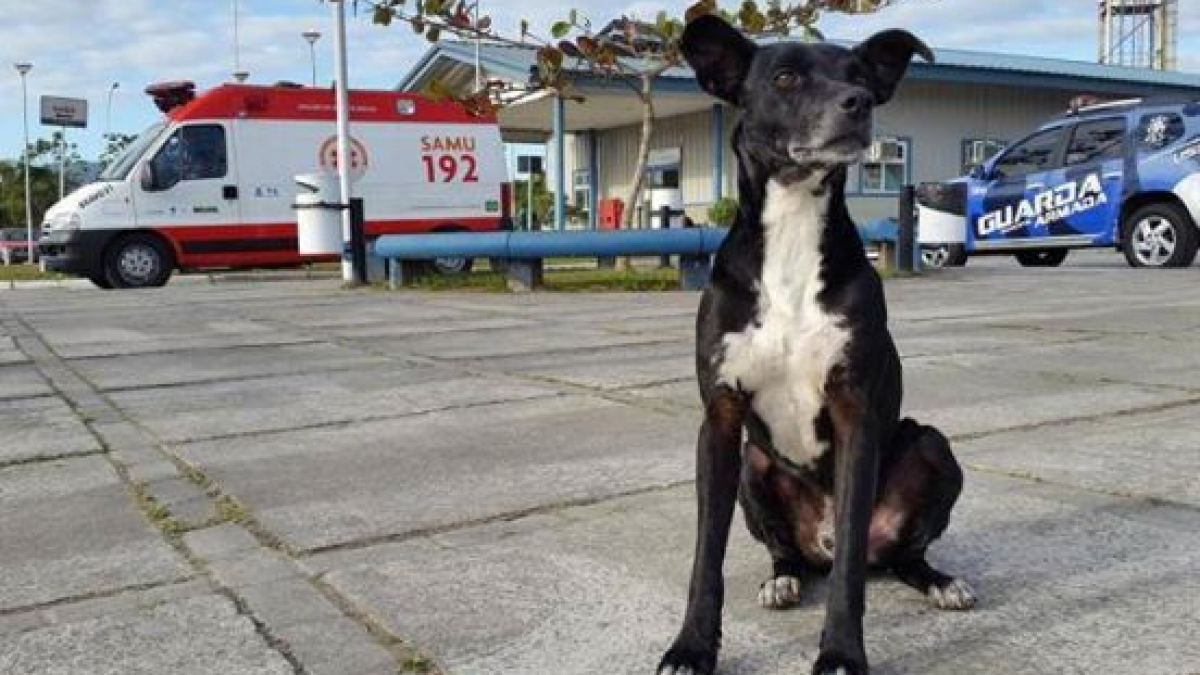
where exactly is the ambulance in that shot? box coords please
[39,82,511,288]
[918,97,1200,268]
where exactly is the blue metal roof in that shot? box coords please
[400,38,1200,97]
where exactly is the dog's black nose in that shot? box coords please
[839,91,871,117]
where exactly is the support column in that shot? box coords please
[587,129,599,230]
[553,95,566,231]
[711,103,725,203]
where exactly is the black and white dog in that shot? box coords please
[658,15,974,675]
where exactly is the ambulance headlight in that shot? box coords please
[46,211,83,232]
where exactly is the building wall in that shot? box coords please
[562,79,1076,224]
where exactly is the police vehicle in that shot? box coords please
[917,97,1200,268]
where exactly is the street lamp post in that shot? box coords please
[302,30,321,86]
[105,82,119,137]
[14,62,33,262]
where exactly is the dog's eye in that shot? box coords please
[773,70,798,89]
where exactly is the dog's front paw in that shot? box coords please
[757,575,803,609]
[657,642,716,675]
[928,578,976,611]
[812,650,868,675]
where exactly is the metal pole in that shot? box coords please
[553,96,566,231]
[331,0,354,282]
[105,82,119,137]
[310,42,318,86]
[232,0,241,79]
[17,63,33,262]
[526,172,533,231]
[473,1,482,91]
[303,30,321,86]
[58,127,66,200]
[898,184,916,273]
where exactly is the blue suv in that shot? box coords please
[918,97,1200,268]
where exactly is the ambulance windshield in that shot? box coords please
[99,121,170,181]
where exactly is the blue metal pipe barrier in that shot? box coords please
[373,227,729,261]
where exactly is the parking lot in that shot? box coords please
[2,254,1199,675]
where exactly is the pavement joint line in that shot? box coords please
[5,314,426,675]
[960,461,1200,516]
[60,337,327,363]
[297,478,694,558]
[86,361,404,395]
[951,394,1200,443]
[0,449,107,471]
[157,390,569,445]
[0,576,198,619]
[212,587,309,675]
[306,575,446,675]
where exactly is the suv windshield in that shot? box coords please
[99,121,169,181]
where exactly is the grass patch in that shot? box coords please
[214,494,252,525]
[0,264,66,282]
[397,265,684,292]
[132,484,186,535]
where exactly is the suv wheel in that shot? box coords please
[1122,203,1199,268]
[921,244,968,269]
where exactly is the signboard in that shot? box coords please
[647,146,682,170]
[40,96,88,128]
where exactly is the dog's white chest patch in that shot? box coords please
[717,177,850,466]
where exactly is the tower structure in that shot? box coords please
[1098,0,1178,70]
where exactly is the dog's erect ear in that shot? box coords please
[681,14,757,106]
[853,29,934,104]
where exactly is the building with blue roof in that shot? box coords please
[400,38,1200,229]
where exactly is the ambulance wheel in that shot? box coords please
[1122,203,1199,268]
[1015,249,1068,267]
[922,244,968,268]
[104,234,175,288]
[431,256,473,276]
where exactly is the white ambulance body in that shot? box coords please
[39,83,510,288]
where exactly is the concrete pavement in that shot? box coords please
[1,253,1198,675]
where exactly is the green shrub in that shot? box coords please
[707,198,738,227]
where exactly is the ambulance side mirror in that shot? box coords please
[139,163,158,192]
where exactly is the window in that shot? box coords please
[1136,112,1184,150]
[572,169,591,220]
[860,137,908,193]
[646,166,680,190]
[962,138,1006,174]
[1065,118,1125,166]
[992,127,1064,178]
[149,124,227,189]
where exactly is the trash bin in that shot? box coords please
[294,173,344,255]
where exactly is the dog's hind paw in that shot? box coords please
[758,575,803,609]
[929,578,976,610]
[657,644,715,675]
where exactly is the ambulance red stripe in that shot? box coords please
[168,85,494,125]
[158,216,501,266]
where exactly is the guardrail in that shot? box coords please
[373,202,914,291]
[373,227,729,291]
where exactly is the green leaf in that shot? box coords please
[551,21,571,39]
[520,19,530,37]
[426,26,442,42]
[372,6,393,26]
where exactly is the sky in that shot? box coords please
[1,0,1198,161]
